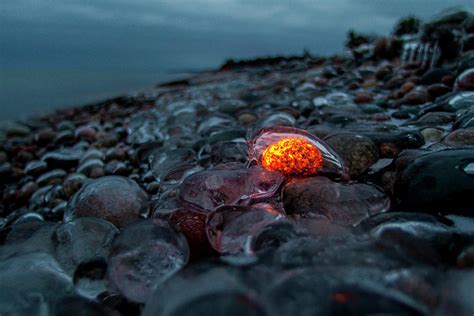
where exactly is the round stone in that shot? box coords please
[325,133,379,177]
[455,68,474,91]
[66,176,148,228]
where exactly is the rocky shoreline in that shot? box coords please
[1,7,474,316]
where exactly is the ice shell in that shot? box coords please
[206,205,285,255]
[248,126,347,179]
[179,165,284,211]
[107,219,189,303]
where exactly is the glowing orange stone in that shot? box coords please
[261,137,323,176]
[249,126,347,179]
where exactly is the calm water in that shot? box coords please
[0,69,191,120]
[1,1,470,121]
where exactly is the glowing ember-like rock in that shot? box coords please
[261,138,323,176]
[249,126,347,178]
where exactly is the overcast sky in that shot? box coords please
[0,0,472,120]
[2,0,472,71]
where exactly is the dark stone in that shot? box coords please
[24,160,48,177]
[325,133,379,177]
[394,149,474,216]
[455,68,474,91]
[443,128,474,146]
[421,68,453,85]
[42,149,82,170]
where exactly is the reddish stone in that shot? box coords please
[442,75,455,87]
[401,89,429,105]
[401,81,416,93]
[455,68,474,91]
[427,84,452,100]
[168,209,215,259]
[354,92,374,104]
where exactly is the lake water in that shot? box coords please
[0,69,192,121]
[2,1,469,121]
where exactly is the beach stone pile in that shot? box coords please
[1,8,473,316]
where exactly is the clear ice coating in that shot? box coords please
[150,148,199,184]
[53,217,119,275]
[248,126,348,178]
[206,205,285,255]
[65,176,149,228]
[143,266,274,316]
[107,219,189,303]
[179,165,285,211]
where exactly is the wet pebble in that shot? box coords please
[325,133,379,177]
[283,176,390,226]
[62,173,88,198]
[394,148,474,216]
[455,68,474,91]
[66,176,148,228]
[36,169,67,186]
[53,217,119,275]
[105,160,128,176]
[443,128,474,146]
[24,160,48,177]
[107,220,189,303]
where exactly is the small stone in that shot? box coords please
[105,160,128,176]
[77,158,104,176]
[24,160,48,177]
[454,68,474,91]
[237,112,257,125]
[426,83,452,100]
[325,133,379,177]
[421,68,453,85]
[17,181,38,203]
[62,173,88,198]
[35,128,56,145]
[421,128,444,143]
[354,92,374,104]
[89,167,105,179]
[401,82,416,93]
[457,245,474,268]
[80,148,105,163]
[66,176,148,228]
[162,208,214,258]
[42,149,82,170]
[36,169,67,186]
[57,121,75,131]
[75,125,97,141]
[412,111,453,126]
[443,128,474,146]
[54,130,76,145]
[50,201,67,220]
[401,90,429,105]
[145,181,160,194]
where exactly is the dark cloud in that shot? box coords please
[2,0,471,70]
[0,0,471,119]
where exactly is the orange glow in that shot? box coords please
[261,137,323,176]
